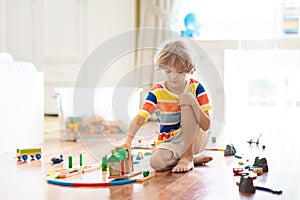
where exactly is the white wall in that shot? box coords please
[0,0,136,114]
[1,0,300,115]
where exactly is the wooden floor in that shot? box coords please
[0,120,299,200]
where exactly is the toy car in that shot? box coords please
[51,155,63,164]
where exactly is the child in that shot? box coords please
[117,40,212,173]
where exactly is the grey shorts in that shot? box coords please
[154,129,209,160]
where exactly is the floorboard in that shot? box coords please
[0,118,299,200]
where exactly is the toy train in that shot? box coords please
[16,148,42,161]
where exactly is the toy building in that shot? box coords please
[108,148,133,178]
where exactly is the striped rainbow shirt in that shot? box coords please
[138,78,212,145]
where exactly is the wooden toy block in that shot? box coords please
[48,165,101,179]
[251,167,264,175]
[108,171,142,180]
[58,169,80,178]
[135,171,155,183]
[80,165,101,173]
[233,168,257,180]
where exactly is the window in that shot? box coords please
[177,0,300,40]
[224,50,300,137]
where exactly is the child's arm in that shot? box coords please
[178,92,210,131]
[116,114,145,149]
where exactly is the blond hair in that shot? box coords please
[155,40,195,74]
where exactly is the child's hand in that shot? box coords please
[114,140,132,152]
[178,92,197,106]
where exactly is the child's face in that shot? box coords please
[161,65,187,88]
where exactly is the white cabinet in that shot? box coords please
[0,73,44,154]
[0,0,136,114]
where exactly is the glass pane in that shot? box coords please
[248,77,277,98]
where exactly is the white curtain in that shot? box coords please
[135,0,181,105]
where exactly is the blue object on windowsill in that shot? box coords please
[181,13,201,38]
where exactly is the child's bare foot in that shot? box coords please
[171,158,194,173]
[193,155,213,165]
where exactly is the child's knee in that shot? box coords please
[150,149,175,171]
